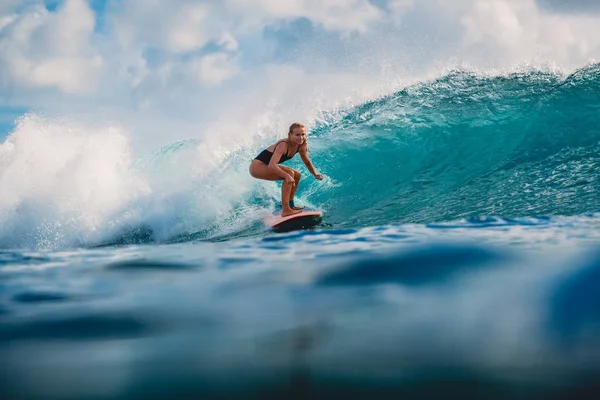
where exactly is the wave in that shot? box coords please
[307,63,600,227]
[1,64,599,248]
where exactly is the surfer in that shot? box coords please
[250,122,323,217]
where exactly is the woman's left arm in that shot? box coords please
[299,146,323,180]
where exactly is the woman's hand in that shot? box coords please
[284,174,296,186]
[314,173,323,180]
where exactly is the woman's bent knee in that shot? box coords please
[249,164,258,178]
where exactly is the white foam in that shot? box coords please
[0,113,282,249]
[0,114,150,248]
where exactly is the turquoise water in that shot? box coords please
[132,64,600,243]
[310,65,600,226]
[1,65,600,398]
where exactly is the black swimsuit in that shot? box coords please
[254,141,297,164]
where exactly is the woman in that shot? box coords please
[250,122,323,217]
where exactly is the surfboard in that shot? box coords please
[263,209,323,232]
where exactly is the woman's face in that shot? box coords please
[290,127,307,146]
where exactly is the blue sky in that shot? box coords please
[0,107,26,138]
[1,0,600,144]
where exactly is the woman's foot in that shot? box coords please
[281,208,302,217]
[289,200,305,210]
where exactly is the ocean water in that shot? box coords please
[2,64,600,399]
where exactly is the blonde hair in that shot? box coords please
[287,122,309,151]
[288,122,305,135]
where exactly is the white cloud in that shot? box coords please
[460,0,600,67]
[193,52,240,85]
[30,56,103,93]
[0,14,16,32]
[166,3,208,53]
[110,0,212,54]
[0,0,21,16]
[225,0,383,33]
[0,0,101,94]
[388,0,414,18]
[218,32,238,52]
[462,1,525,48]
[53,0,96,54]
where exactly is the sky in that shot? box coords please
[1,0,600,147]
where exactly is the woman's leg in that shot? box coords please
[280,180,297,216]
[289,170,304,210]
[278,166,305,210]
[249,161,301,216]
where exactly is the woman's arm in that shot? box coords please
[269,142,295,181]
[299,146,323,179]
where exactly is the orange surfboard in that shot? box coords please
[263,210,323,231]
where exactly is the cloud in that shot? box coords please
[218,32,238,52]
[1,0,600,147]
[385,0,415,20]
[0,0,102,94]
[0,11,17,31]
[537,0,600,14]
[29,56,103,93]
[225,0,384,33]
[192,52,239,85]
[460,0,600,67]
[0,0,21,15]
[167,4,208,53]
[110,0,214,55]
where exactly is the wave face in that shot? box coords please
[1,64,599,248]
[306,63,600,228]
